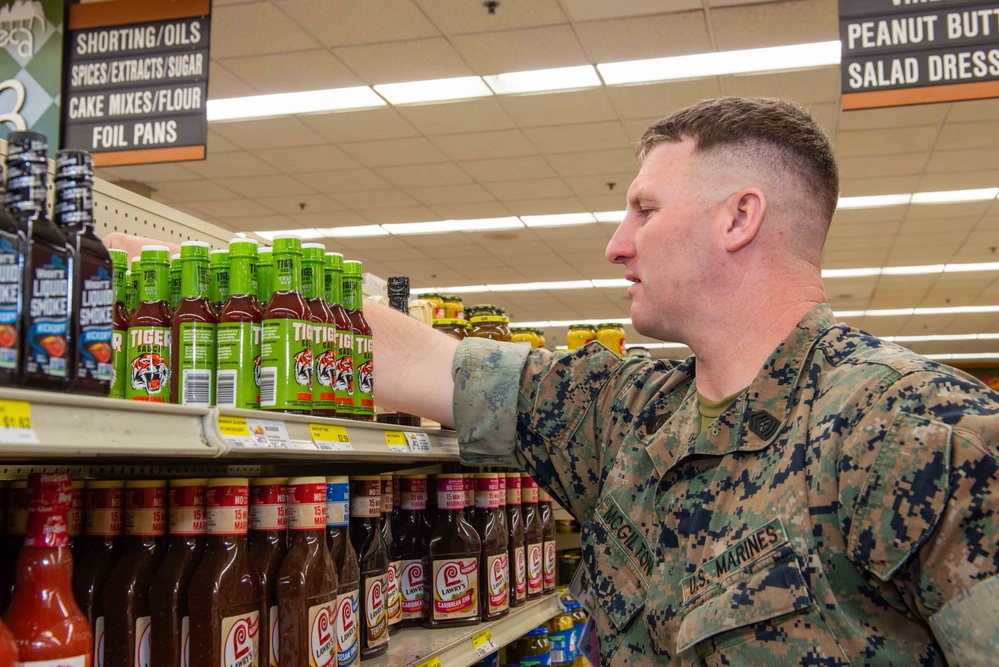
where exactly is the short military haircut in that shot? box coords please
[638,97,840,223]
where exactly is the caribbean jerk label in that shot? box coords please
[432,558,478,621]
[216,321,261,410]
[125,326,171,403]
[527,542,543,595]
[487,553,510,614]
[221,611,259,667]
[24,248,70,379]
[260,318,312,411]
[400,559,425,620]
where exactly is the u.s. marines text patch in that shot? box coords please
[681,518,789,603]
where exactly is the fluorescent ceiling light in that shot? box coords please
[910,188,999,204]
[821,267,882,278]
[591,279,631,288]
[926,353,999,361]
[834,305,999,317]
[837,194,911,209]
[514,318,633,328]
[489,280,593,292]
[594,210,626,223]
[207,87,386,122]
[414,285,490,295]
[255,228,324,241]
[374,76,492,105]
[886,333,999,342]
[483,65,601,95]
[630,342,690,349]
[318,225,388,238]
[881,264,946,276]
[596,40,841,85]
[521,213,597,228]
[945,262,999,273]
[383,217,523,235]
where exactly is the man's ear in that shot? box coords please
[723,188,766,254]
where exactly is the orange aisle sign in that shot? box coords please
[840,0,999,110]
[61,0,211,166]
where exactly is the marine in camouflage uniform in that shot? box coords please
[454,306,999,665]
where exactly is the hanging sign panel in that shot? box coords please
[61,0,210,167]
[840,0,999,110]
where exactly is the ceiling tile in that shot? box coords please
[458,156,557,183]
[710,0,838,51]
[341,137,450,167]
[721,67,840,105]
[428,201,513,219]
[524,121,631,153]
[562,0,701,21]
[301,108,419,143]
[837,103,949,132]
[179,151,281,179]
[185,199,279,219]
[414,0,567,34]
[906,201,992,219]
[283,211,371,228]
[808,102,839,135]
[839,153,927,179]
[935,121,999,151]
[835,126,939,157]
[898,217,979,235]
[405,183,497,205]
[214,174,315,198]
[485,178,574,201]
[451,25,587,74]
[357,206,438,223]
[334,38,472,84]
[255,145,361,174]
[924,148,999,174]
[207,61,256,98]
[945,98,999,123]
[396,98,517,136]
[151,180,241,204]
[209,117,328,150]
[839,176,921,196]
[574,11,710,63]
[605,79,723,120]
[505,197,588,215]
[98,163,200,183]
[206,131,241,153]
[253,194,345,216]
[296,169,394,194]
[581,194,631,212]
[230,214,299,232]
[211,3,321,58]
[832,207,906,225]
[334,189,422,210]
[545,149,638,177]
[219,50,363,93]
[375,163,473,188]
[277,0,440,47]
[917,170,999,192]
[431,130,538,160]
[498,89,618,127]
[563,173,641,197]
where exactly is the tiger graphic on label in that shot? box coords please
[357,360,373,395]
[131,353,169,394]
[334,356,353,395]
[293,349,313,390]
[315,349,337,388]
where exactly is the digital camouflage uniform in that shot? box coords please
[453,304,999,666]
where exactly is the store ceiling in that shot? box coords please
[94,0,999,359]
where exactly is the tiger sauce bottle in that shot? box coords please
[168,254,181,311]
[260,235,312,415]
[302,244,336,418]
[216,239,263,410]
[126,258,139,315]
[424,474,481,629]
[396,475,429,627]
[187,478,261,667]
[126,246,172,403]
[325,476,359,667]
[324,253,354,418]
[72,479,124,660]
[474,473,509,620]
[256,249,273,307]
[341,261,372,421]
[171,241,217,407]
[349,477,388,658]
[3,473,93,665]
[109,249,130,399]
[505,473,527,607]
[539,488,557,595]
[150,479,208,667]
[103,480,167,667]
[210,249,230,312]
[249,478,288,667]
[379,474,402,634]
[522,474,543,599]
[276,477,338,667]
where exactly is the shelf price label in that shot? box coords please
[218,416,294,449]
[384,430,410,453]
[415,657,443,667]
[406,432,432,453]
[310,424,353,451]
[471,628,498,657]
[0,400,37,445]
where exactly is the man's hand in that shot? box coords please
[103,232,181,258]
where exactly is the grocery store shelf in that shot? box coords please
[368,595,564,667]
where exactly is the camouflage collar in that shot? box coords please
[642,303,839,477]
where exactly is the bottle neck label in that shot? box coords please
[228,257,253,296]
[125,485,167,537]
[169,485,207,536]
[142,263,169,302]
[250,483,287,532]
[288,481,326,530]
[438,478,465,510]
[211,266,229,304]
[86,486,123,537]
[207,484,249,536]
[272,254,300,293]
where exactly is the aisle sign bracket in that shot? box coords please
[840,0,999,109]
[61,0,211,166]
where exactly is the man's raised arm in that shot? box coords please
[364,301,459,428]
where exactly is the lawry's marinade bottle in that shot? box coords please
[0,165,24,386]
[6,131,71,391]
[342,260,373,420]
[126,246,173,403]
[216,238,263,410]
[171,241,217,407]
[109,249,130,398]
[260,234,312,415]
[325,252,354,418]
[302,243,337,418]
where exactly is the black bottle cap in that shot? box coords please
[387,276,410,297]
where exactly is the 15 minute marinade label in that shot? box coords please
[25,247,69,379]
[0,234,20,371]
[216,321,261,409]
[75,258,114,383]
[125,326,171,402]
[260,318,312,411]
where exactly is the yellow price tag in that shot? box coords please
[218,416,250,437]
[415,657,443,667]
[0,400,32,430]
[310,424,353,451]
[471,628,496,655]
[384,431,408,447]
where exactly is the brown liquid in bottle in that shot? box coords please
[424,474,481,629]
[325,476,360,667]
[126,247,173,404]
[103,480,167,667]
[276,477,338,667]
[187,478,261,667]
[396,475,430,628]
[72,480,124,658]
[522,474,543,599]
[380,474,402,634]
[473,473,510,621]
[249,478,288,667]
[539,488,557,595]
[149,479,207,667]
[349,477,388,657]
[505,473,527,607]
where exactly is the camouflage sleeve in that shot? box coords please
[838,369,999,663]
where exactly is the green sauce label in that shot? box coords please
[354,334,373,417]
[216,321,261,410]
[311,323,338,412]
[110,328,127,398]
[125,326,171,403]
[177,321,216,406]
[260,318,312,412]
[334,328,354,415]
